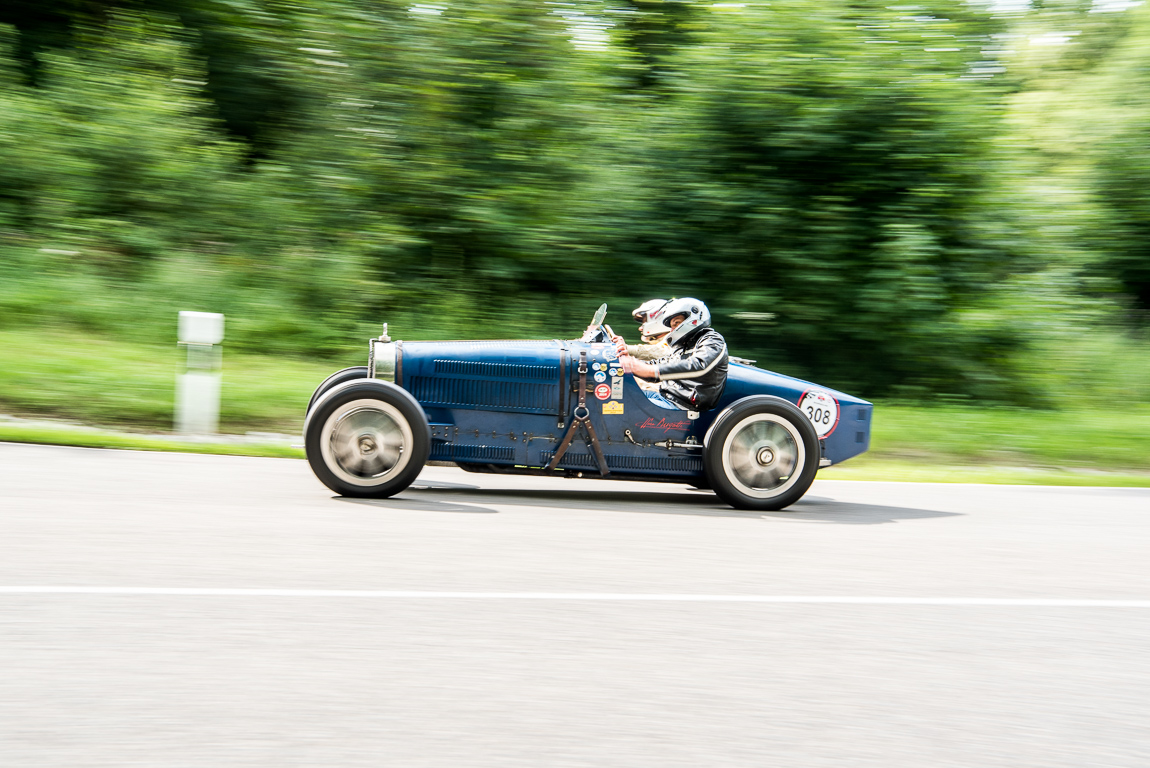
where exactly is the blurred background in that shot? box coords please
[0,0,1148,475]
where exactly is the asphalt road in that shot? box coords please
[1,442,1149,767]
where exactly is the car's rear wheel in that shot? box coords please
[704,396,819,511]
[305,379,430,497]
[306,366,369,418]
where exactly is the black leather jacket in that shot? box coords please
[654,327,728,411]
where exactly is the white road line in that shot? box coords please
[0,587,1149,607]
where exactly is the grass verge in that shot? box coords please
[821,456,1150,487]
[0,422,303,459]
[867,403,1150,473]
[0,326,346,433]
[2,326,1148,485]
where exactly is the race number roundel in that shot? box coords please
[594,383,612,401]
[797,390,839,438]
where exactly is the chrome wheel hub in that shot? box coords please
[721,413,806,500]
[319,399,413,487]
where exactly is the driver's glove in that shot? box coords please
[612,335,627,359]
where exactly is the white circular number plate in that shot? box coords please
[797,390,839,438]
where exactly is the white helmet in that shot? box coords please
[642,297,711,347]
[632,298,668,342]
[631,298,667,323]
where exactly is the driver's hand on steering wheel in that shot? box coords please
[611,334,627,358]
[612,335,632,373]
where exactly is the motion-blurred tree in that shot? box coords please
[592,2,1023,395]
[1085,3,1150,316]
[1,0,1147,397]
[605,0,700,93]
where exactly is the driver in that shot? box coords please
[615,298,728,411]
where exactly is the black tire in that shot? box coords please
[305,379,430,498]
[306,366,369,418]
[703,396,819,511]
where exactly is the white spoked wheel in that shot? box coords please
[319,399,415,488]
[305,379,430,498]
[704,396,820,511]
[721,414,805,500]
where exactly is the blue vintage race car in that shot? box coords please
[304,309,872,510]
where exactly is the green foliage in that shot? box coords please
[0,0,1149,403]
[606,0,700,92]
[601,2,1022,395]
[1082,3,1150,314]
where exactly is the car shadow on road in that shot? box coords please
[774,496,961,525]
[336,496,498,514]
[398,486,959,524]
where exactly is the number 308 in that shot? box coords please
[806,406,831,425]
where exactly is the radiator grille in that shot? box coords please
[540,451,703,474]
[429,444,515,462]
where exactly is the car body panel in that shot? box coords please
[373,338,872,481]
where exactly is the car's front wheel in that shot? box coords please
[305,366,369,418]
[305,379,430,497]
[704,396,819,511]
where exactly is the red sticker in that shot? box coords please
[594,383,611,401]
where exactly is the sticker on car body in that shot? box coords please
[594,383,611,400]
[636,417,691,432]
[797,390,840,437]
[603,401,623,414]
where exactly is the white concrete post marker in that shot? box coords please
[175,311,224,435]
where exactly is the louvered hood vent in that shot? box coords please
[400,340,563,415]
[433,360,554,380]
